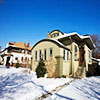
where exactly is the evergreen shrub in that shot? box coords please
[36,59,47,78]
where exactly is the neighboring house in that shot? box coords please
[0,51,3,65]
[31,30,95,78]
[87,57,100,76]
[0,42,32,68]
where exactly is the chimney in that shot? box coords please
[47,31,50,38]
[27,42,30,47]
[9,42,15,45]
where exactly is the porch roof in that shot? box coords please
[56,32,95,49]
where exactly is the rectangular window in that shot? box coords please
[44,49,47,60]
[63,49,65,60]
[49,48,53,57]
[35,51,37,60]
[88,50,91,62]
[39,50,41,60]
[74,45,78,60]
[67,50,69,61]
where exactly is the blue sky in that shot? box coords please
[0,0,100,49]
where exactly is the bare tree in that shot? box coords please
[90,34,100,58]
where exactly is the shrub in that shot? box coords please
[15,62,20,68]
[62,75,66,78]
[36,59,47,78]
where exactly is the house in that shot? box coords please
[0,42,32,68]
[31,30,95,78]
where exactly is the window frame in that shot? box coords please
[49,48,53,57]
[44,49,47,60]
[74,45,78,61]
[39,50,42,60]
[63,49,65,60]
[88,50,91,62]
[67,50,69,61]
[35,50,37,61]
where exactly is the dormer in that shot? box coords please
[47,30,64,39]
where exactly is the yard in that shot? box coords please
[0,66,100,100]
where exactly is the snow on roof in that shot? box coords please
[56,32,78,40]
[32,38,70,51]
[80,35,96,48]
[49,38,70,50]
[56,32,95,48]
[57,32,89,40]
[92,57,100,61]
[92,57,100,65]
[92,57,99,61]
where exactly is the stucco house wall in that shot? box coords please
[61,39,79,76]
[84,44,92,71]
[62,49,70,77]
[31,41,61,71]
[31,40,71,77]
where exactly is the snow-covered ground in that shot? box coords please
[0,66,100,100]
[46,77,100,100]
[0,66,45,100]
[0,66,72,100]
